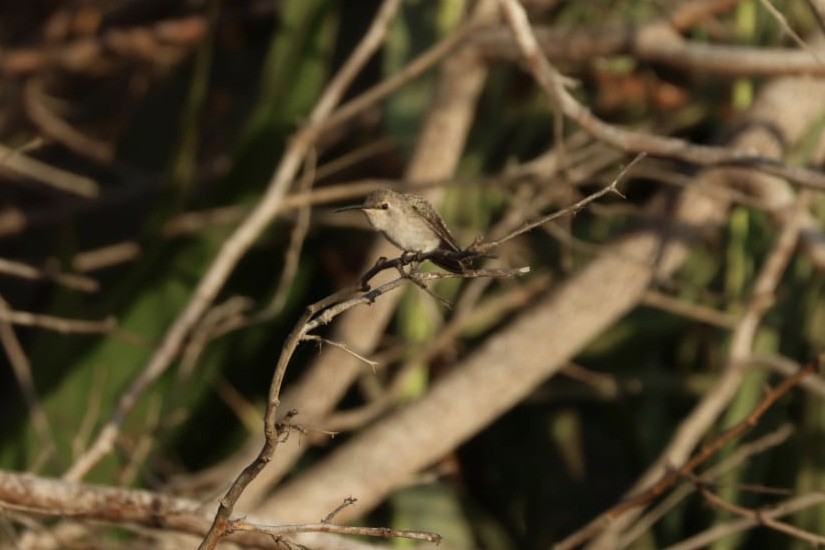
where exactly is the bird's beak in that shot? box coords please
[333,204,369,213]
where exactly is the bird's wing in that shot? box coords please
[412,201,461,251]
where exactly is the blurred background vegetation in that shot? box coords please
[0,1,824,548]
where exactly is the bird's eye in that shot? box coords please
[380,203,389,210]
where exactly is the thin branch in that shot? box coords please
[322,497,358,524]
[471,153,641,253]
[303,335,380,372]
[352,152,629,291]
[229,518,442,544]
[313,137,397,180]
[0,469,387,549]
[198,255,530,547]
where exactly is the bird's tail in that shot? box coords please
[428,249,493,273]
[430,254,468,274]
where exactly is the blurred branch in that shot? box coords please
[692,477,825,546]
[756,0,825,66]
[751,354,825,398]
[557,357,821,549]
[0,296,55,470]
[0,15,205,76]
[620,423,796,547]
[24,78,114,163]
[640,290,737,329]
[0,309,116,335]
[262,151,316,317]
[72,242,141,273]
[497,0,825,191]
[478,0,825,78]
[663,492,825,550]
[0,143,98,197]
[0,257,97,293]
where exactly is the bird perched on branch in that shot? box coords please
[334,189,469,273]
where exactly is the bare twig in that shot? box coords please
[471,153,641,253]
[313,137,397,180]
[353,153,630,291]
[229,518,441,544]
[322,497,358,524]
[304,335,380,372]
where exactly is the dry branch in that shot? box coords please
[0,470,397,549]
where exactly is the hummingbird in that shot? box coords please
[334,189,467,273]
